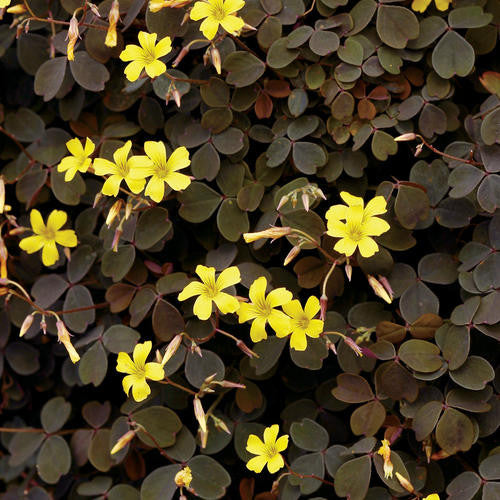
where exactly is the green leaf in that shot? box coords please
[288,452,324,495]
[188,455,231,499]
[267,38,299,68]
[133,406,182,448]
[135,207,172,250]
[449,355,495,390]
[291,418,329,451]
[51,169,86,206]
[223,52,266,87]
[37,435,71,484]
[436,408,475,454]
[185,349,225,388]
[446,471,482,499]
[34,57,67,102]
[102,325,140,353]
[334,455,371,500]
[332,373,374,403]
[69,51,110,91]
[217,199,249,242]
[101,245,136,282]
[376,5,419,49]
[63,285,95,333]
[8,431,45,467]
[141,465,180,500]
[79,342,108,387]
[4,108,45,143]
[350,400,386,436]
[68,245,97,284]
[88,429,113,472]
[178,182,222,223]
[398,339,443,373]
[41,397,71,434]
[432,31,475,79]
[448,6,492,29]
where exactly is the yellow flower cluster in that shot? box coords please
[57,137,191,202]
[178,268,324,351]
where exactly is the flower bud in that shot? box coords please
[110,429,135,454]
[66,14,80,61]
[93,191,103,208]
[217,380,246,389]
[172,88,181,108]
[56,320,80,363]
[212,415,231,434]
[19,314,34,338]
[7,4,28,14]
[301,193,310,212]
[394,132,416,142]
[395,472,414,493]
[124,201,133,220]
[105,0,120,47]
[343,336,363,357]
[161,333,183,366]
[112,228,122,252]
[106,199,122,227]
[175,466,192,488]
[210,46,221,75]
[87,2,101,16]
[276,195,289,211]
[415,143,424,157]
[0,176,5,214]
[319,293,328,321]
[243,226,291,243]
[148,0,164,11]
[345,262,352,282]
[236,340,258,358]
[367,275,392,304]
[284,245,300,266]
[0,236,7,279]
[193,397,207,433]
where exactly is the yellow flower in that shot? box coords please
[190,0,245,40]
[0,0,12,8]
[325,192,390,258]
[237,276,292,343]
[66,15,79,61]
[411,0,451,13]
[178,265,240,320]
[105,0,120,48]
[246,424,288,474]
[119,31,172,82]
[175,466,193,488]
[143,141,191,202]
[377,439,394,478]
[279,296,324,351]
[422,495,440,500]
[57,137,95,182]
[116,341,165,402]
[19,209,77,267]
[93,141,151,196]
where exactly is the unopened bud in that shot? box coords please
[161,333,183,366]
[415,143,424,157]
[66,15,80,61]
[7,4,28,13]
[344,336,363,357]
[243,226,291,243]
[367,275,392,304]
[56,320,80,363]
[63,246,72,262]
[193,397,207,433]
[210,46,221,74]
[276,195,289,211]
[236,340,258,358]
[0,176,5,214]
[174,466,192,488]
[112,228,122,252]
[148,0,165,11]
[0,237,7,279]
[284,245,300,266]
[16,25,24,38]
[87,2,101,16]
[124,201,133,220]
[40,317,47,335]
[199,427,208,448]
[217,380,246,389]
[106,199,122,227]
[212,415,231,434]
[172,88,181,108]
[395,472,414,493]
[394,132,416,142]
[345,262,352,282]
[20,314,34,337]
[110,429,135,454]
[105,0,119,47]
[301,192,310,211]
[326,339,337,355]
[93,191,103,208]
[242,22,257,31]
[423,438,432,463]
[319,294,328,321]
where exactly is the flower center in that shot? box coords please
[210,0,227,21]
[256,298,272,318]
[116,159,131,178]
[204,281,219,299]
[133,365,146,378]
[41,227,56,241]
[153,161,171,180]
[346,222,365,243]
[295,315,310,330]
[263,444,278,460]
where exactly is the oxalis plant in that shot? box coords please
[0,0,499,497]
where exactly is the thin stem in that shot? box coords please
[417,135,481,166]
[290,228,337,263]
[321,261,337,298]
[229,34,260,58]
[0,427,79,435]
[131,422,178,464]
[158,377,197,395]
[25,15,108,30]
[0,126,35,162]
[53,302,109,315]
[165,71,209,85]
[284,460,335,487]
[215,328,258,358]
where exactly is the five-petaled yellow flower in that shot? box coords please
[116,341,165,402]
[143,141,191,202]
[246,424,289,474]
[377,439,393,479]
[57,137,95,182]
[93,141,151,196]
[119,31,172,82]
[19,209,77,267]
[279,296,324,351]
[325,192,390,258]
[190,0,245,40]
[178,265,240,320]
[237,276,292,343]
[411,0,450,13]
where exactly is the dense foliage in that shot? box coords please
[0,0,499,498]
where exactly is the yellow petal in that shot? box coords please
[66,137,84,156]
[41,241,59,266]
[237,302,258,323]
[84,137,95,156]
[246,455,267,473]
[266,453,284,474]
[196,265,216,287]
[133,341,152,368]
[144,362,165,380]
[411,0,432,11]
[199,17,220,40]
[193,294,214,320]
[47,210,68,231]
[334,237,357,257]
[145,177,165,203]
[263,425,279,446]
[325,204,348,222]
[364,216,390,236]
[219,14,244,35]
[55,229,77,248]
[19,235,44,253]
[326,219,348,238]
[124,60,145,82]
[124,176,146,194]
[144,140,166,168]
[304,296,320,319]
[114,141,132,167]
[290,330,307,351]
[165,172,191,191]
[30,209,45,234]
[190,0,212,20]
[246,434,266,455]
[306,319,324,338]
[275,435,289,452]
[216,266,241,289]
[340,191,363,207]
[116,352,135,374]
[131,377,151,402]
[268,310,292,337]
[178,281,206,301]
[249,276,267,304]
[155,36,172,57]
[213,292,240,314]
[138,31,157,51]
[250,317,268,343]
[364,196,387,218]
[357,237,379,258]
[167,146,190,171]
[122,374,136,395]
[282,299,303,320]
[144,59,166,78]
[127,155,154,175]
[266,287,292,308]
[120,43,144,61]
[223,0,245,14]
[93,158,115,176]
[58,157,80,173]
[102,175,123,196]
[434,0,451,10]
